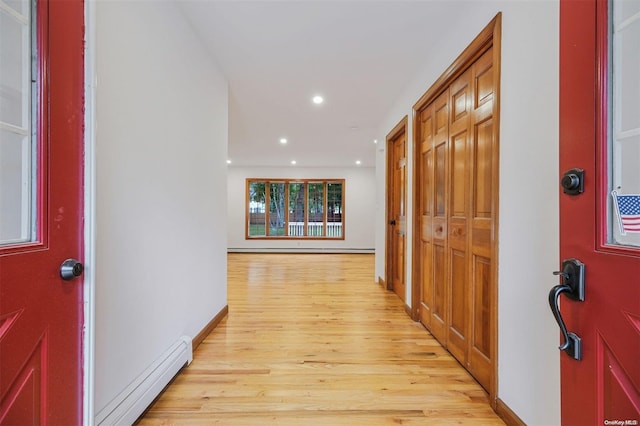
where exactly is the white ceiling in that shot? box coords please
[179,1,474,168]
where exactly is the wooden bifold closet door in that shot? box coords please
[413,16,500,398]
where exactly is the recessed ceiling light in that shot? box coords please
[291,160,297,165]
[280,138,287,144]
[373,139,378,144]
[355,160,361,165]
[312,95,324,105]
[226,160,231,164]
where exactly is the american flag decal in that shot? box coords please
[612,191,640,234]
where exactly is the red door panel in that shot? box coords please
[559,0,640,424]
[0,0,85,424]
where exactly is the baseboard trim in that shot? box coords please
[495,398,525,426]
[228,248,374,254]
[193,305,229,351]
[95,336,192,426]
[378,276,386,288]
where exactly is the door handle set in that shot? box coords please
[548,258,585,361]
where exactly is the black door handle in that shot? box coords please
[548,284,580,352]
[548,258,585,361]
[389,220,396,226]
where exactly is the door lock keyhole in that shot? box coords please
[60,258,84,281]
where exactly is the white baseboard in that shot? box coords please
[95,336,192,426]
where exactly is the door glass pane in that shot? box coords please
[4,0,27,15]
[307,182,323,237]
[248,181,266,237]
[288,182,304,237]
[0,1,35,246]
[609,0,640,247]
[269,182,285,236]
[327,182,343,238]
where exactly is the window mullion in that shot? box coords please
[284,181,290,237]
[245,180,250,237]
[265,181,271,237]
[303,182,308,236]
[323,182,328,236]
[341,182,345,237]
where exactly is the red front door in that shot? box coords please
[559,0,640,424]
[0,0,85,424]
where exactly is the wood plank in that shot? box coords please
[136,253,504,425]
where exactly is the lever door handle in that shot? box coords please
[548,284,579,350]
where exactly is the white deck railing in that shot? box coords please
[288,222,342,237]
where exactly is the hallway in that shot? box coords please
[138,254,504,425]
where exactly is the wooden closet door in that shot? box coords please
[418,105,434,329]
[431,90,450,344]
[417,90,449,342]
[413,14,500,402]
[415,48,496,394]
[447,69,472,363]
[468,48,496,391]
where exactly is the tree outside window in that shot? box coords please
[246,179,344,239]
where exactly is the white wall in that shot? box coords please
[374,2,560,425]
[228,166,375,252]
[94,1,228,417]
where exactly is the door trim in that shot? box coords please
[83,1,97,423]
[385,116,408,294]
[411,13,501,405]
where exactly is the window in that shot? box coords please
[1,0,37,246]
[608,0,640,248]
[246,179,344,239]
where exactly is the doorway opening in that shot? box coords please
[385,117,408,306]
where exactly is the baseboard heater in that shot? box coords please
[95,335,193,425]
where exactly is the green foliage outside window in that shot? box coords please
[246,179,344,239]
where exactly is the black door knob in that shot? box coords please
[561,168,584,195]
[562,174,580,190]
[60,259,84,281]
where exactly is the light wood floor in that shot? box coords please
[137,253,505,425]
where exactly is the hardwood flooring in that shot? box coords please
[137,253,504,425]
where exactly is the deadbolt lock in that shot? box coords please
[561,168,584,195]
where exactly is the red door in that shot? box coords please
[559,0,640,424]
[0,0,85,424]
